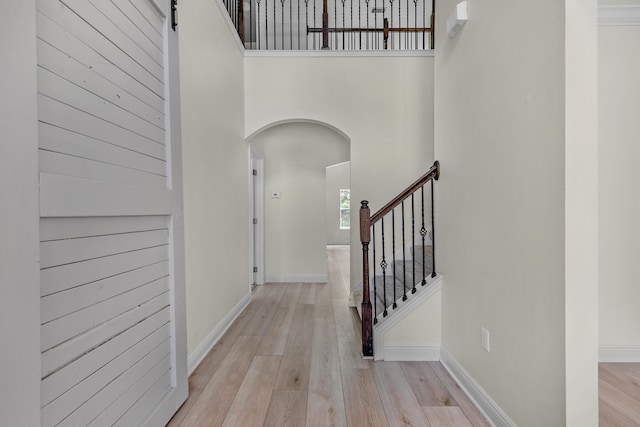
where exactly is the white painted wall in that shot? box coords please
[245,55,435,290]
[434,0,598,425]
[326,162,351,245]
[383,290,441,348]
[179,0,250,357]
[598,17,640,356]
[251,123,349,281]
[0,4,41,425]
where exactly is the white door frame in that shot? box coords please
[249,145,265,285]
[0,4,41,424]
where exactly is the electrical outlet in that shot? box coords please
[481,327,490,352]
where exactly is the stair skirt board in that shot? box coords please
[382,345,441,361]
[373,274,442,360]
[187,292,251,375]
[599,346,640,362]
[265,274,328,283]
[440,348,517,427]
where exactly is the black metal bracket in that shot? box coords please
[171,0,178,31]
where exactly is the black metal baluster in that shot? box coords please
[401,200,407,301]
[382,0,387,49]
[297,0,301,49]
[380,217,388,317]
[413,0,418,49]
[286,0,292,49]
[281,0,285,49]
[305,0,309,49]
[392,209,397,309]
[389,0,393,48]
[420,185,427,285]
[365,0,370,49]
[358,0,362,49]
[313,0,317,49]
[406,0,409,49]
[333,0,344,50]
[372,223,378,324]
[274,0,277,49]
[411,193,416,293]
[257,0,262,49]
[422,0,426,49]
[398,0,402,49]
[431,178,436,277]
[350,0,353,49]
[374,0,377,49]
[249,0,253,48]
[341,0,346,49]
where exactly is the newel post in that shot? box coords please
[238,0,245,43]
[360,201,373,357]
[321,0,329,49]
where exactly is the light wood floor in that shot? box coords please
[599,363,640,426]
[167,246,489,427]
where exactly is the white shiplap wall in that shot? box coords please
[36,0,186,425]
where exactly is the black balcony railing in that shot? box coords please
[223,0,434,50]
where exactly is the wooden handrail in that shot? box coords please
[370,161,440,224]
[359,160,440,358]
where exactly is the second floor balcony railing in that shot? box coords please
[223,0,434,50]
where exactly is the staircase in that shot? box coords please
[352,243,433,316]
[357,161,440,358]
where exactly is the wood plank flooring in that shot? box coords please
[599,363,640,426]
[167,246,489,427]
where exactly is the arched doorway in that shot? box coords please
[247,120,351,285]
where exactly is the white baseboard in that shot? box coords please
[440,347,516,427]
[373,275,442,361]
[187,292,251,375]
[383,345,440,361]
[265,274,328,283]
[599,345,640,362]
[598,5,640,26]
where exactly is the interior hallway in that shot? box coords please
[167,246,489,426]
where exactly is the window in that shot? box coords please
[340,189,350,229]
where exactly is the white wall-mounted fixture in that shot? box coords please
[447,1,468,38]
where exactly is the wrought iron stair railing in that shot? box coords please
[359,160,439,357]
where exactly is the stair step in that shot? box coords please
[351,245,435,319]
